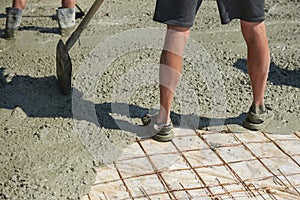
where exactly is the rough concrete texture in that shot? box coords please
[0,0,299,199]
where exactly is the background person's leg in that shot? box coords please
[12,0,27,9]
[61,0,76,8]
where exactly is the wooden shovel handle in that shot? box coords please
[66,0,105,51]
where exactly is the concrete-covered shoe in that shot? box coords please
[141,113,157,126]
[243,102,273,131]
[152,123,175,142]
[141,113,175,142]
[56,7,76,37]
[4,7,23,39]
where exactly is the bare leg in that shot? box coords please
[240,20,270,106]
[157,25,190,124]
[12,0,27,9]
[61,0,76,8]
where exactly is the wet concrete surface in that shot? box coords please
[0,0,299,199]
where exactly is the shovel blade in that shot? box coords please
[56,39,72,95]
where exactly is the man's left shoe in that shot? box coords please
[4,7,23,39]
[243,102,273,131]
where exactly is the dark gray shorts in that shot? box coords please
[153,0,265,27]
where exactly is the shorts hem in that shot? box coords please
[153,18,193,28]
[221,16,265,24]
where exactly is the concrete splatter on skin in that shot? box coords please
[0,0,299,199]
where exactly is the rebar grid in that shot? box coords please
[87,130,300,200]
[137,140,177,199]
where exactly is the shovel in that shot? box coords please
[56,0,105,95]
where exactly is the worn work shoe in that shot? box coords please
[243,102,273,131]
[141,113,157,126]
[4,7,23,39]
[141,113,175,142]
[56,7,76,37]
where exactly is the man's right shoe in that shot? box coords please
[4,7,23,39]
[56,7,76,37]
[243,102,273,131]
[141,113,175,142]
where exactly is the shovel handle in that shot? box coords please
[66,0,105,51]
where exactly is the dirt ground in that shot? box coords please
[0,0,299,199]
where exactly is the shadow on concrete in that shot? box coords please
[0,67,246,137]
[23,12,84,20]
[19,26,60,34]
[234,58,300,88]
